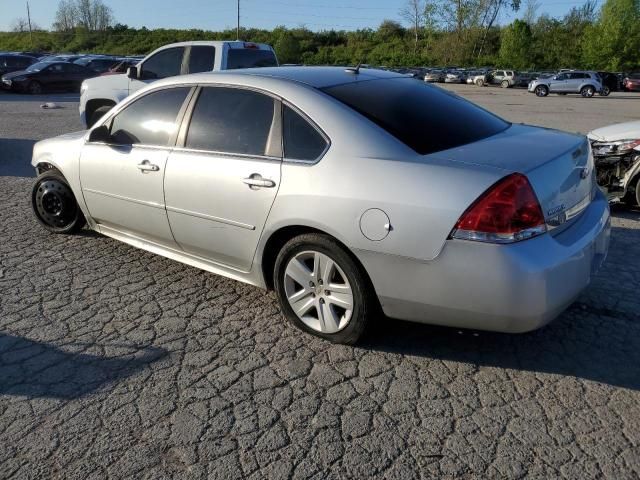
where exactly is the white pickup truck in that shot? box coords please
[79,40,278,127]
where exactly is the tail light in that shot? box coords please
[451,173,546,243]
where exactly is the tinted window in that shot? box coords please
[141,47,184,79]
[322,78,509,155]
[226,49,278,69]
[186,87,275,155]
[556,73,567,80]
[6,56,31,67]
[283,106,327,161]
[110,87,190,146]
[188,46,215,73]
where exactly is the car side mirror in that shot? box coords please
[88,125,111,143]
[127,66,138,79]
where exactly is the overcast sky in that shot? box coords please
[1,0,603,32]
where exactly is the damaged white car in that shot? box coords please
[588,121,640,205]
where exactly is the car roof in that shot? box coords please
[168,66,406,90]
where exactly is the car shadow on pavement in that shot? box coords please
[0,138,37,177]
[0,333,167,399]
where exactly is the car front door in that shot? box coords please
[130,47,186,95]
[550,73,569,92]
[40,64,65,91]
[79,86,193,246]
[164,86,282,271]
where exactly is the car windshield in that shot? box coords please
[25,62,49,72]
[322,77,510,155]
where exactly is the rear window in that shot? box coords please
[226,49,278,70]
[321,78,509,155]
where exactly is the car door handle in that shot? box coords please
[137,160,159,172]
[243,176,276,188]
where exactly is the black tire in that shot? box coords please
[27,80,43,95]
[581,85,595,98]
[273,233,377,344]
[600,86,611,96]
[88,105,113,128]
[31,172,86,234]
[475,78,484,87]
[624,176,640,207]
[535,85,549,97]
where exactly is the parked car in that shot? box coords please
[596,71,620,95]
[74,56,120,74]
[0,54,36,77]
[623,73,640,92]
[528,71,603,97]
[424,69,444,82]
[1,61,97,94]
[39,54,86,63]
[100,58,140,76]
[472,70,519,88]
[444,70,463,83]
[30,67,610,344]
[588,121,640,205]
[79,40,278,128]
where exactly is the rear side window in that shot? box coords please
[322,78,509,155]
[141,47,184,79]
[188,46,215,73]
[110,87,190,146]
[226,49,278,69]
[283,105,328,161]
[186,87,275,155]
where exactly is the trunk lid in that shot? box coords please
[432,124,594,227]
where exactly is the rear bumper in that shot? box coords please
[357,190,611,333]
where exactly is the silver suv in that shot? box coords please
[528,71,602,97]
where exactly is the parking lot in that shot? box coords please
[1,86,639,479]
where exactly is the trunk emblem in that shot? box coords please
[548,204,565,217]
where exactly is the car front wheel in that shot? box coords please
[273,233,376,344]
[27,81,43,95]
[535,85,549,97]
[501,80,509,88]
[31,172,86,233]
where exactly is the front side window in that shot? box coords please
[322,78,509,156]
[140,47,184,80]
[110,87,190,146]
[556,73,568,80]
[283,105,328,161]
[185,87,275,156]
[188,46,216,74]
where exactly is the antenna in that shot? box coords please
[344,62,362,75]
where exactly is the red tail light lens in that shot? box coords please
[452,173,546,243]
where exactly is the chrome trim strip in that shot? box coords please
[170,146,281,163]
[546,193,591,230]
[165,205,255,230]
[83,188,165,210]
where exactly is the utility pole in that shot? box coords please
[236,0,240,40]
[26,1,33,47]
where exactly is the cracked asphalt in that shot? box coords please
[1,88,640,479]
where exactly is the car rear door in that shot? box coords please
[79,86,193,246]
[164,85,282,271]
[185,46,216,73]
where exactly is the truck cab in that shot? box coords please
[79,41,278,127]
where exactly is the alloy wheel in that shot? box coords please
[283,250,354,334]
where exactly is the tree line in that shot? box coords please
[1,0,639,71]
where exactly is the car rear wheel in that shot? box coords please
[31,172,86,234]
[273,233,376,344]
[475,78,483,86]
[600,86,611,96]
[27,81,43,95]
[581,85,595,97]
[501,80,509,88]
[535,85,549,97]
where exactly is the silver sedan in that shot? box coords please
[30,67,611,344]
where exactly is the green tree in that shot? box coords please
[499,19,532,69]
[582,0,640,70]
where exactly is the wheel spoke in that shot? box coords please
[290,293,315,317]
[286,258,313,287]
[317,300,340,333]
[326,288,353,311]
